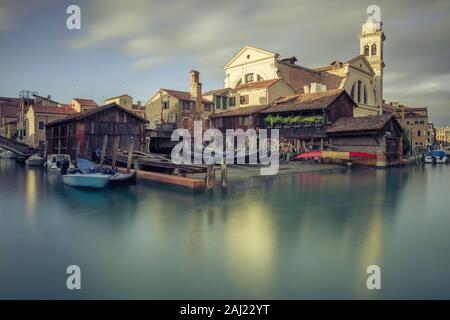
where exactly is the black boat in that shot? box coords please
[109,171,137,186]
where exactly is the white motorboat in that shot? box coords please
[46,154,74,170]
[62,173,112,189]
[0,150,16,159]
[26,154,46,167]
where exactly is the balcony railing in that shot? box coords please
[265,123,327,138]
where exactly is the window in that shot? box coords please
[364,45,369,56]
[240,95,249,105]
[163,100,169,109]
[245,73,254,83]
[363,85,368,104]
[357,80,362,103]
[180,100,190,110]
[229,97,236,106]
[222,96,228,110]
[417,130,421,136]
[257,74,264,82]
[406,121,410,125]
[215,96,222,109]
[351,83,356,100]
[38,120,45,131]
[371,44,377,55]
[204,104,211,112]
[235,79,242,87]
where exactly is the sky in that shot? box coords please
[0,0,449,126]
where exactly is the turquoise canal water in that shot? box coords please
[1,158,450,299]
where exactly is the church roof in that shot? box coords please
[232,79,281,91]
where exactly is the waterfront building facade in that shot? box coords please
[327,114,403,167]
[145,71,214,133]
[436,127,450,146]
[45,103,148,159]
[24,105,77,148]
[217,18,385,117]
[0,97,20,138]
[394,105,429,149]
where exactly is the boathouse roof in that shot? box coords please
[326,114,402,134]
[45,102,148,127]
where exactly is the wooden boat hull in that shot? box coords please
[109,171,137,186]
[62,174,111,189]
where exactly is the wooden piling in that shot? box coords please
[100,134,108,165]
[111,136,120,169]
[75,140,80,159]
[85,139,90,159]
[205,164,215,192]
[127,136,135,173]
[58,139,61,154]
[221,160,228,189]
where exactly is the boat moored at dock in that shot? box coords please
[425,150,448,164]
[25,154,46,167]
[62,173,112,189]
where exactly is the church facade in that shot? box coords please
[221,20,385,116]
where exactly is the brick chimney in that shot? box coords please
[190,70,202,120]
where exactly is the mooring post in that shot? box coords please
[85,139,90,159]
[206,164,216,192]
[111,136,120,169]
[58,139,61,154]
[127,136,135,173]
[221,158,228,189]
[75,140,80,159]
[100,134,108,165]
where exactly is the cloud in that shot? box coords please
[131,57,168,70]
[55,0,450,124]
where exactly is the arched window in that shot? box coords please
[357,80,362,103]
[363,85,368,104]
[245,73,254,83]
[364,45,369,56]
[351,83,356,100]
[371,44,377,55]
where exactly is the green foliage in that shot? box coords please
[264,115,324,126]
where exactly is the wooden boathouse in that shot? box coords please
[45,103,148,160]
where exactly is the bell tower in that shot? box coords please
[360,19,385,111]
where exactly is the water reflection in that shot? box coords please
[3,158,450,299]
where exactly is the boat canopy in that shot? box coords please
[428,150,447,159]
[76,158,95,174]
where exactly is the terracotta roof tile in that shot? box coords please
[327,114,396,134]
[210,105,268,118]
[233,79,280,91]
[74,98,98,107]
[260,89,346,114]
[162,89,213,104]
[46,103,148,127]
[31,105,77,115]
